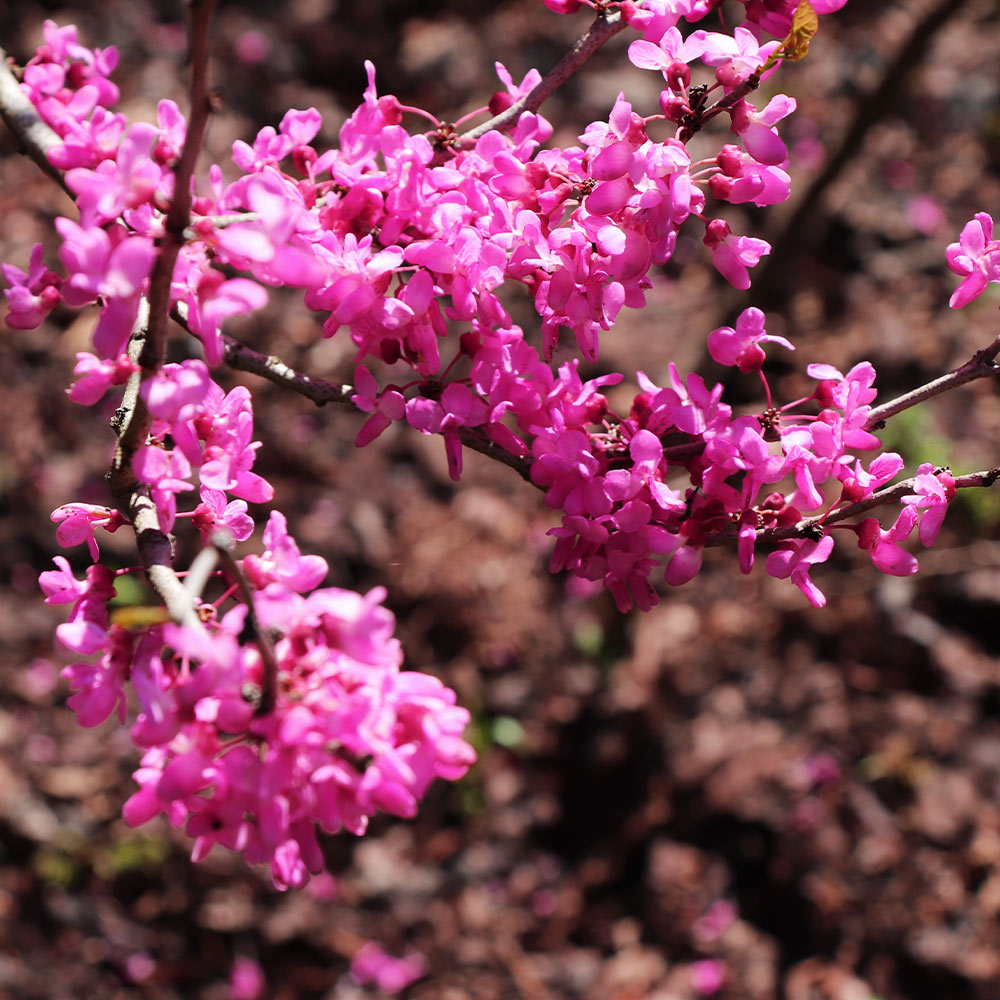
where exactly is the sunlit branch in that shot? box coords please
[105,0,219,632]
[0,45,72,195]
[865,334,1000,429]
[455,10,626,149]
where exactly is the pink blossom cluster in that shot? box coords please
[3,1,990,885]
[37,342,474,888]
[8,7,830,370]
[41,503,475,889]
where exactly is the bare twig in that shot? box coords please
[454,10,626,149]
[221,331,354,405]
[865,334,1000,429]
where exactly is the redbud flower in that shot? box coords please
[766,535,835,608]
[902,463,956,545]
[708,306,792,372]
[350,943,428,994]
[229,957,265,1000]
[945,212,1000,308]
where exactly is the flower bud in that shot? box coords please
[703,217,731,249]
[488,90,515,116]
[659,92,687,122]
[716,63,744,88]
[709,174,735,200]
[376,94,403,126]
[666,60,690,92]
[717,144,744,177]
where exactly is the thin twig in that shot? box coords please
[221,331,354,405]
[454,10,626,150]
[220,330,536,481]
[762,468,1000,543]
[210,531,280,716]
[865,334,1000,429]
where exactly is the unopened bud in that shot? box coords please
[666,61,691,92]
[488,91,515,117]
[379,338,401,364]
[709,174,735,200]
[717,144,744,177]
[292,145,317,177]
[659,92,687,122]
[703,217,731,248]
[716,64,743,88]
[814,380,838,408]
[377,95,403,126]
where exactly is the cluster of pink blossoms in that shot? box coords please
[39,358,475,889]
[2,0,989,885]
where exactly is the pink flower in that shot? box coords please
[242,511,328,592]
[729,95,796,166]
[229,957,266,1000]
[62,629,131,727]
[703,218,770,290]
[191,488,254,543]
[55,219,154,357]
[766,535,835,607]
[856,506,919,576]
[2,243,62,329]
[690,25,780,87]
[352,364,405,446]
[350,943,427,994]
[66,351,138,405]
[945,212,1000,308]
[691,958,726,995]
[902,463,956,545]
[132,445,194,532]
[51,502,126,560]
[708,306,793,372]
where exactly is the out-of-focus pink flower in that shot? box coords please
[229,956,266,1000]
[350,942,427,994]
[691,958,727,996]
[2,243,62,329]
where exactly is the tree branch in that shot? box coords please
[104,0,218,632]
[454,10,626,149]
[0,46,72,195]
[865,334,1000,429]
[760,468,1000,544]
[220,330,354,404]
[220,331,536,481]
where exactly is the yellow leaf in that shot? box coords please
[782,0,819,61]
[110,605,171,629]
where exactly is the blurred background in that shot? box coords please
[2,1,1000,997]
